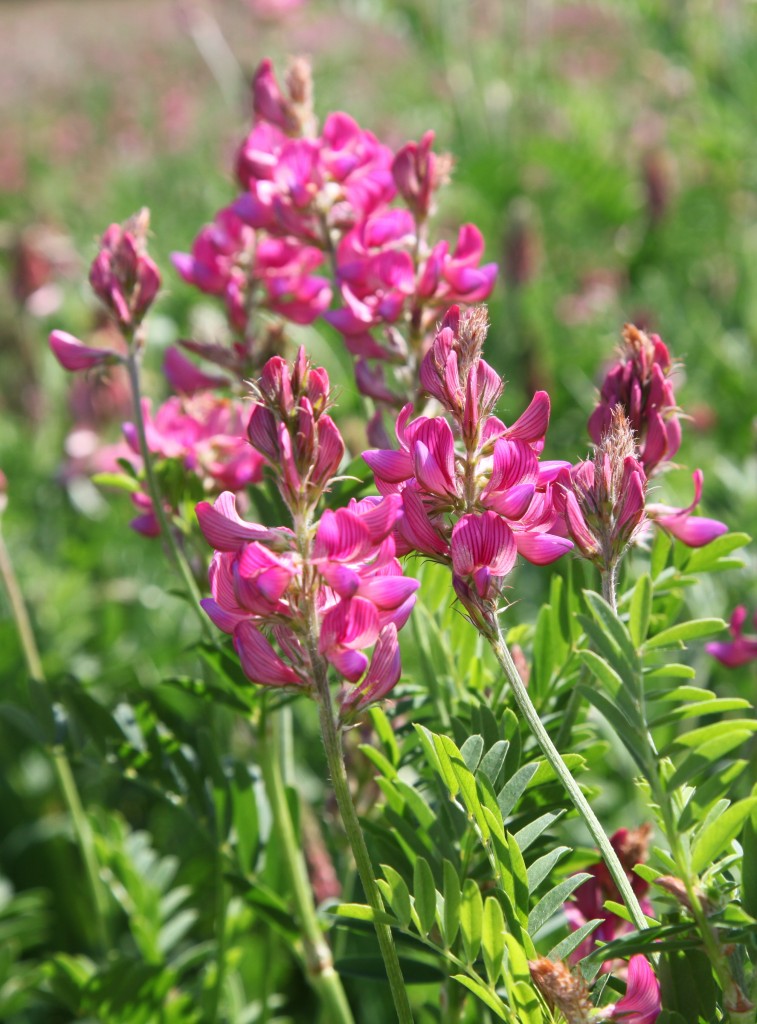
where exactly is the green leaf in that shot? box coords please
[649,697,750,728]
[691,797,757,875]
[628,574,652,647]
[497,763,539,819]
[368,707,400,767]
[432,733,461,797]
[576,684,648,771]
[460,735,485,773]
[413,858,437,937]
[507,835,531,925]
[460,879,483,964]
[91,471,141,493]
[528,873,591,937]
[683,532,751,572]
[442,860,461,947]
[451,974,507,1019]
[578,649,624,697]
[668,732,755,789]
[650,528,672,579]
[359,743,397,780]
[673,719,757,748]
[509,979,544,1024]
[529,755,586,787]
[478,740,509,786]
[548,918,603,961]
[504,932,531,984]
[482,896,506,983]
[527,847,571,893]
[331,903,400,927]
[513,811,564,853]
[378,865,412,928]
[644,618,726,651]
[583,590,640,673]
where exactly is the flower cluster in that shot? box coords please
[122,394,264,536]
[363,305,572,630]
[170,58,496,428]
[706,606,757,668]
[588,324,679,475]
[558,324,727,573]
[196,350,419,717]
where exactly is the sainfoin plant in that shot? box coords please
[2,52,756,1024]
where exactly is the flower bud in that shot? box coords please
[88,209,161,329]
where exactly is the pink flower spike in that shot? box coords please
[706,606,757,668]
[49,330,123,372]
[607,955,661,1024]
[648,469,728,548]
[233,621,304,687]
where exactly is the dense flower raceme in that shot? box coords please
[706,606,757,668]
[589,324,680,476]
[171,57,496,415]
[196,350,419,717]
[529,954,660,1024]
[363,306,573,629]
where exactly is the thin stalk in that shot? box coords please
[313,676,414,1024]
[208,822,229,1022]
[489,624,650,935]
[0,522,110,950]
[124,350,211,638]
[258,705,355,1024]
[601,561,619,613]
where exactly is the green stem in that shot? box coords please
[313,667,414,1024]
[489,625,650,935]
[124,351,211,638]
[0,522,110,950]
[601,562,618,613]
[258,705,355,1024]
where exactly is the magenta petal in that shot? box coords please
[400,488,449,556]
[200,597,246,634]
[319,562,361,597]
[656,513,728,547]
[49,330,122,372]
[233,622,302,687]
[163,347,227,394]
[514,531,573,565]
[329,647,370,682]
[314,508,371,561]
[357,575,420,609]
[363,448,414,485]
[342,624,401,713]
[485,483,535,520]
[506,391,550,444]
[196,493,282,551]
[610,955,661,1024]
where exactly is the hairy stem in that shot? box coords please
[124,350,211,638]
[601,561,618,613]
[489,624,650,935]
[0,522,110,951]
[259,705,355,1024]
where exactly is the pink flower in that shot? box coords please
[88,211,161,329]
[163,347,228,394]
[606,955,661,1024]
[647,469,727,547]
[589,324,680,475]
[49,330,124,372]
[417,224,497,307]
[392,130,450,220]
[706,606,757,668]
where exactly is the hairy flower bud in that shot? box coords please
[529,958,592,1024]
[89,209,161,330]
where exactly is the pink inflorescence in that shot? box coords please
[171,58,497,417]
[196,349,419,717]
[363,305,572,630]
[706,606,757,668]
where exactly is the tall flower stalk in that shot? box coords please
[364,304,651,934]
[196,350,419,1022]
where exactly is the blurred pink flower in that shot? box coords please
[706,606,757,668]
